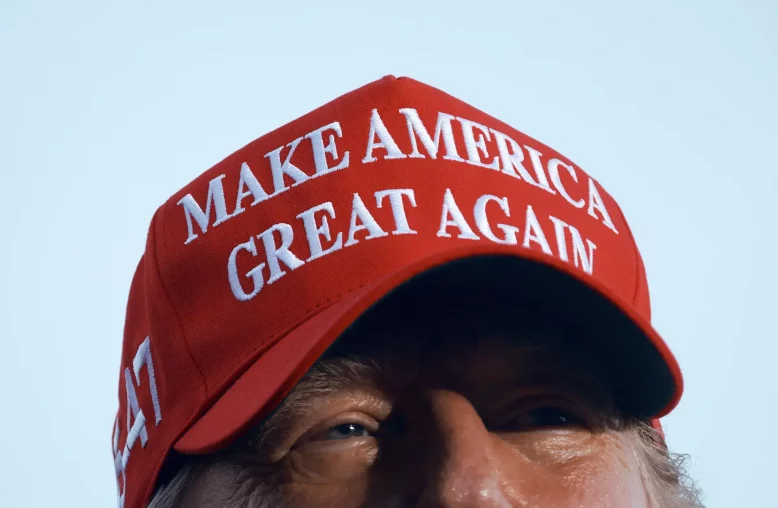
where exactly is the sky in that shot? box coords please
[0,1,775,506]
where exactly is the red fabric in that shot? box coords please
[112,76,682,508]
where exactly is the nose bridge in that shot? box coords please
[420,390,513,507]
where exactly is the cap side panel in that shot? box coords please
[123,210,209,508]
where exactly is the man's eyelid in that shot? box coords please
[295,412,382,446]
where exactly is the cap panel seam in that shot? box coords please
[130,207,212,508]
[611,198,641,305]
[153,204,209,393]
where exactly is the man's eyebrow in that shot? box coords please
[293,355,382,395]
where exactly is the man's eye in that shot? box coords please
[501,406,584,430]
[528,406,581,426]
[324,423,371,440]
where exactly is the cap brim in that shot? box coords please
[175,245,683,454]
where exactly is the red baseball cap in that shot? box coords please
[112,75,683,508]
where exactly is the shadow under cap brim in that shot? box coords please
[175,246,683,455]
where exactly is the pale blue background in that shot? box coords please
[1,1,775,506]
